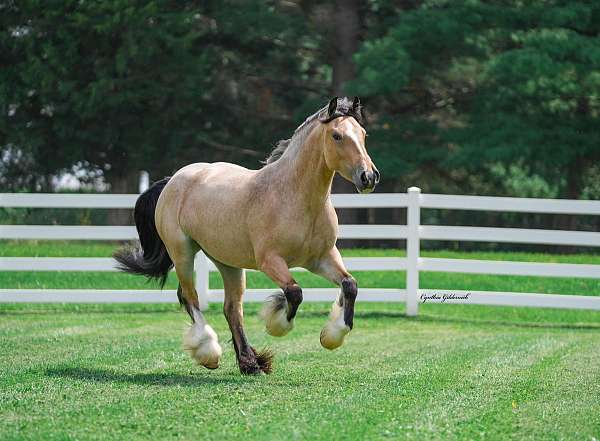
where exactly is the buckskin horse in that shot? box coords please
[115,97,379,375]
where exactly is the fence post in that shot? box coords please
[194,251,210,311]
[406,187,421,316]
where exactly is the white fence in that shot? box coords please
[1,188,600,315]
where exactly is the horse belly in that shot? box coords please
[195,222,257,269]
[178,169,258,269]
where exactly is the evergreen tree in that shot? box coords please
[0,1,320,191]
[351,0,600,199]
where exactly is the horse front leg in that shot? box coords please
[258,253,303,337]
[313,247,357,350]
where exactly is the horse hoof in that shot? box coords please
[239,363,263,375]
[265,314,294,337]
[183,322,222,369]
[238,347,274,375]
[260,293,294,337]
[320,323,350,350]
[320,301,351,350]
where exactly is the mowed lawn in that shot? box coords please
[1,241,600,440]
[1,303,599,441]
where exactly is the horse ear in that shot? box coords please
[352,96,361,110]
[327,97,338,117]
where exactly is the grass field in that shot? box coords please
[1,241,600,440]
[1,303,599,440]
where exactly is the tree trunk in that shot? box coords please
[331,0,361,96]
[553,155,585,252]
[331,0,364,248]
[106,169,139,226]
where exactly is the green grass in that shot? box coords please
[1,302,599,440]
[2,242,600,439]
[4,240,600,263]
[1,241,600,296]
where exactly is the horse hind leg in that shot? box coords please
[215,262,273,375]
[170,238,222,369]
[179,286,222,370]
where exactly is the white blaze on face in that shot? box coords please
[342,118,368,158]
[338,119,373,194]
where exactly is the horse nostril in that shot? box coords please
[360,171,369,186]
[374,169,380,184]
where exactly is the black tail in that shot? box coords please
[113,177,173,288]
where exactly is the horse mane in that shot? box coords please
[263,97,364,165]
[264,138,293,165]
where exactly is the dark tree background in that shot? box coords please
[1,0,599,245]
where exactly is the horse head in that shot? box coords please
[319,96,380,193]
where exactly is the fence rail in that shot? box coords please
[2,189,600,314]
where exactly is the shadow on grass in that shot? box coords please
[344,310,600,331]
[281,309,599,331]
[417,314,600,331]
[45,367,247,387]
[0,307,180,316]
[5,305,599,332]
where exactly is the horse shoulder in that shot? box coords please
[310,202,339,250]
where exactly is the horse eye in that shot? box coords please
[332,133,342,141]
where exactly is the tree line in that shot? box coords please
[1,0,599,243]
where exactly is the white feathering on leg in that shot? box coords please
[183,311,222,369]
[320,296,351,350]
[260,292,294,337]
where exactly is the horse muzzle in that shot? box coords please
[353,167,380,194]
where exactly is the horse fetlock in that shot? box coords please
[238,347,274,375]
[253,347,274,374]
[183,322,222,369]
[238,351,262,375]
[341,277,357,329]
[284,284,303,321]
[341,277,358,300]
[320,300,351,350]
[260,292,295,337]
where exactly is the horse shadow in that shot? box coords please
[45,366,247,387]
[344,310,600,331]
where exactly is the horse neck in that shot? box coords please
[269,126,334,211]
